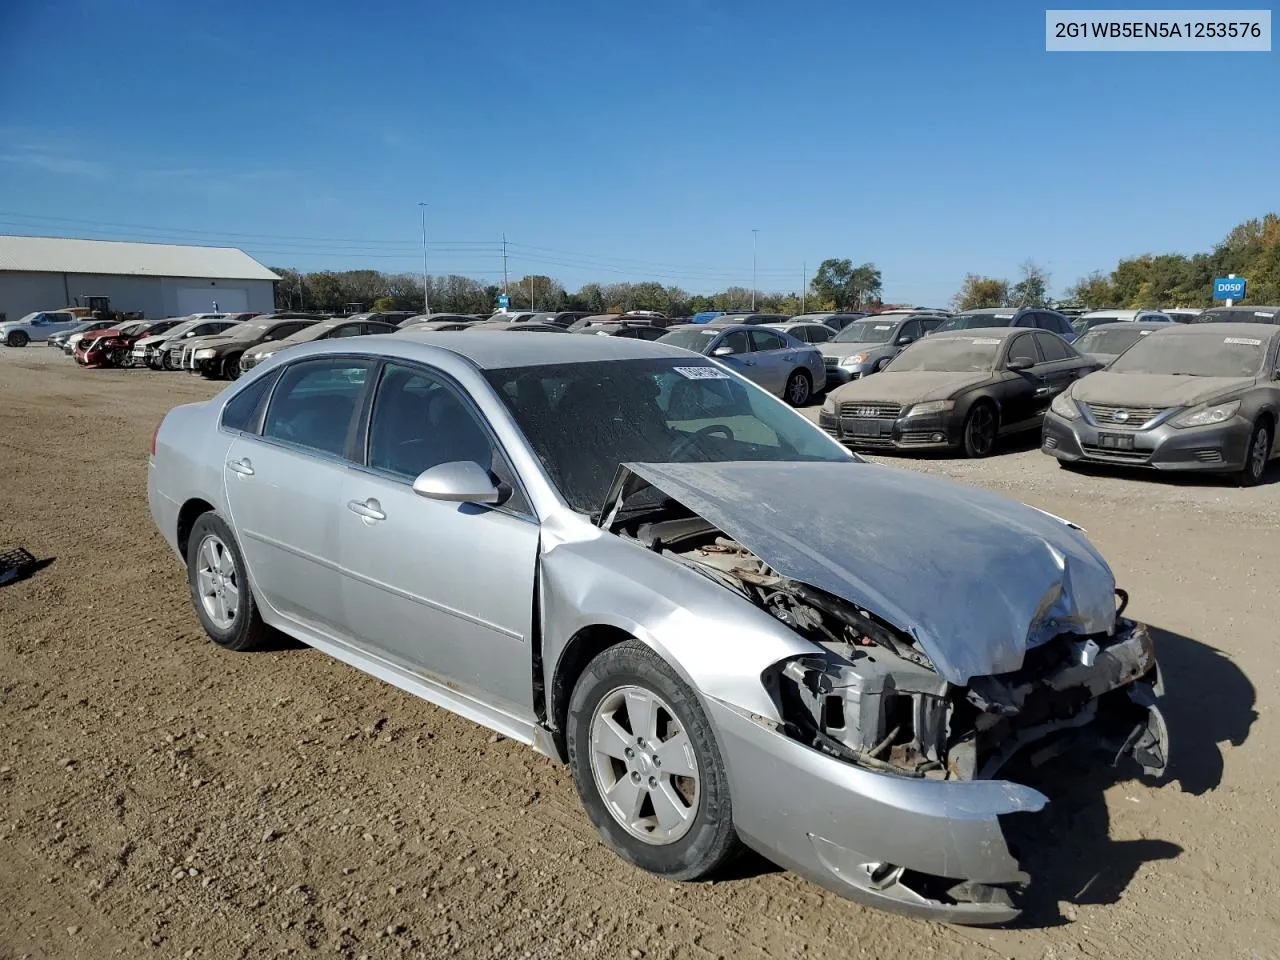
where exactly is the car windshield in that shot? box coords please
[1108,333,1268,377]
[885,336,1002,372]
[1075,327,1152,355]
[484,358,851,514]
[833,320,897,343]
[657,327,719,352]
[934,312,1014,332]
[65,320,97,333]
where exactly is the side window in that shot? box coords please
[1034,331,1072,362]
[366,322,397,335]
[898,320,922,342]
[1013,313,1035,328]
[266,322,310,341]
[328,324,365,339]
[221,368,283,434]
[807,325,833,342]
[367,362,503,483]
[716,331,750,355]
[261,358,373,457]
[921,318,942,333]
[1007,333,1040,366]
[787,327,809,343]
[748,329,787,352]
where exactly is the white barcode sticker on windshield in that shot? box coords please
[1256,311,1276,318]
[1224,337,1262,345]
[874,325,891,330]
[675,365,730,379]
[971,337,1002,344]
[1140,329,1153,334]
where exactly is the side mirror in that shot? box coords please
[1007,357,1035,371]
[412,461,505,505]
[712,345,735,357]
[896,336,913,346]
[1273,368,1280,381]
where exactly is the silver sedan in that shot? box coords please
[148,333,1169,924]
[656,324,826,406]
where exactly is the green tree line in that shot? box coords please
[269,258,885,317]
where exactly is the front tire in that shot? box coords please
[784,370,813,407]
[1239,420,1272,487]
[6,331,29,347]
[961,402,998,458]
[222,354,243,380]
[567,640,741,881]
[185,512,269,651]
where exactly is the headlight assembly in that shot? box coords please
[194,348,217,360]
[905,400,954,417]
[838,352,869,368]
[1170,400,1240,428]
[1050,390,1080,420]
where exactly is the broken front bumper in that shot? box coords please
[708,620,1169,925]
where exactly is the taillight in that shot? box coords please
[150,421,161,457]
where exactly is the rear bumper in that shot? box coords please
[1042,411,1253,471]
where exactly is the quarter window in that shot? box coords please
[1034,331,1073,362]
[221,368,283,433]
[261,358,373,457]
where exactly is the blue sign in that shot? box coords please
[497,294,511,309]
[1213,277,1246,300]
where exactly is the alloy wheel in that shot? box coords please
[786,372,811,406]
[589,685,700,845]
[195,534,240,630]
[1250,426,1270,481]
[965,405,996,457]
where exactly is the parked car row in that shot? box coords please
[148,329,1171,924]
[818,310,1280,485]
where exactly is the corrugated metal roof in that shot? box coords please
[0,235,280,281]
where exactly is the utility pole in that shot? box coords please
[751,228,759,310]
[801,261,806,313]
[418,202,431,316]
[1226,272,1236,307]
[502,233,509,295]
[529,276,534,311]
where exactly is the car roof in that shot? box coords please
[926,327,1026,341]
[1082,320,1172,332]
[363,328,698,368]
[1155,321,1280,339]
[1080,309,1143,319]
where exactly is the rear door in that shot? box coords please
[1030,332,1084,417]
[222,357,375,636]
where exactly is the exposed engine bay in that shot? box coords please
[612,507,1169,784]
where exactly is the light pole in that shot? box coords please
[751,228,759,310]
[418,202,431,316]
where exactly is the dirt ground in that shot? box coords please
[2,344,1278,960]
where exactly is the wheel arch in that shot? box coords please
[176,498,217,558]
[548,623,638,762]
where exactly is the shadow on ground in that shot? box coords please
[1006,622,1254,926]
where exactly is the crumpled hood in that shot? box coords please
[617,460,1118,684]
[1073,371,1254,408]
[78,328,123,343]
[831,370,992,405]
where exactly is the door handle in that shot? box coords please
[347,498,386,521]
[226,457,254,476]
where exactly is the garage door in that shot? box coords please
[176,286,249,315]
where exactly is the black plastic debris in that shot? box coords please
[0,547,38,586]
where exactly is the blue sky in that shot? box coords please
[1,0,1276,302]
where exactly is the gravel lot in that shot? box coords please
[2,343,1277,960]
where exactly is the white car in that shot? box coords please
[1071,309,1173,336]
[1,310,79,347]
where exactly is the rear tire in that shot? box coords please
[185,512,269,652]
[6,331,29,347]
[567,640,741,881]
[1238,420,1272,487]
[961,402,998,458]
[784,370,812,407]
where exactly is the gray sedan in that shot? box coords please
[149,334,1168,924]
[1043,322,1280,484]
[817,314,946,385]
[657,323,826,405]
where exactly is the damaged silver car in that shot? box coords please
[147,333,1169,924]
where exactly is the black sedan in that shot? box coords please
[1041,323,1280,485]
[819,328,1101,457]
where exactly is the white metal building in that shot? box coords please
[0,235,279,322]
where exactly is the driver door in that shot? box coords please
[997,333,1043,431]
[708,330,763,385]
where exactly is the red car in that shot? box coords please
[74,319,180,367]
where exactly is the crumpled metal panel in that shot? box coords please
[613,460,1118,684]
